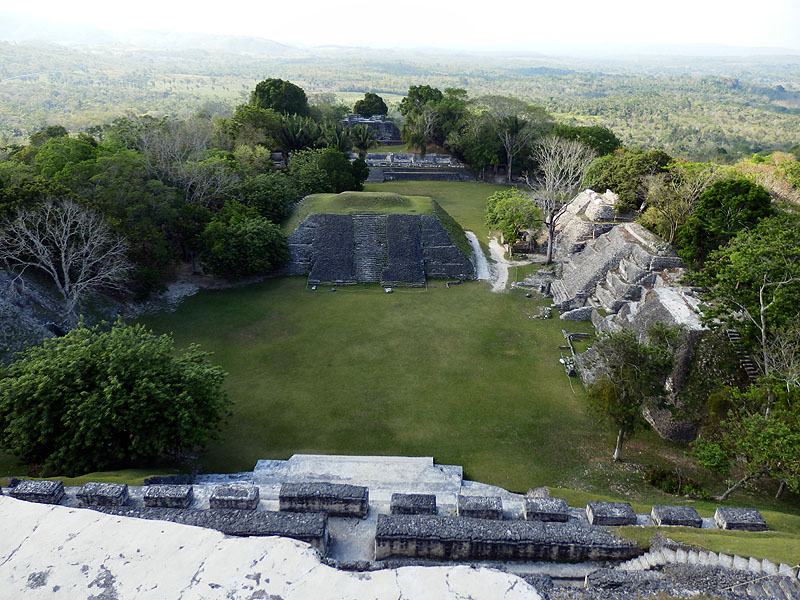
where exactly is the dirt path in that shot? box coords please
[488,237,534,293]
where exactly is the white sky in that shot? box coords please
[5,0,800,50]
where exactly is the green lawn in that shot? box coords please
[139,279,596,492]
[283,191,434,234]
[364,181,510,244]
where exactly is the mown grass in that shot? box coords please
[283,191,433,234]
[139,278,596,492]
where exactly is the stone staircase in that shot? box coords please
[365,167,385,183]
[619,547,800,600]
[353,214,387,283]
[727,329,760,381]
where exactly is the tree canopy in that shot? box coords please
[249,78,309,116]
[353,92,388,117]
[485,188,539,246]
[676,177,773,269]
[0,320,229,475]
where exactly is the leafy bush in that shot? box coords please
[644,465,710,499]
[0,320,229,475]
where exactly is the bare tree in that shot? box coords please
[642,163,724,244]
[765,324,800,393]
[526,137,596,264]
[0,199,132,326]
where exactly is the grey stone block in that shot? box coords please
[748,557,762,573]
[143,485,193,508]
[718,553,733,569]
[733,555,749,570]
[585,501,636,526]
[714,507,768,531]
[762,559,778,575]
[650,505,702,528]
[8,480,64,505]
[209,484,259,510]
[523,497,570,522]
[457,495,503,520]
[279,482,369,518]
[374,513,641,562]
[77,482,129,507]
[390,493,436,515]
[779,563,796,577]
[98,506,328,554]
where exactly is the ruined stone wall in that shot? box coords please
[285,213,474,285]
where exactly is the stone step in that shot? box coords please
[779,577,800,600]
[762,578,789,600]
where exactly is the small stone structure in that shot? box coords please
[457,495,503,520]
[523,497,570,522]
[650,505,702,528]
[286,211,474,285]
[143,484,194,509]
[339,115,401,144]
[98,506,329,553]
[586,501,637,526]
[714,507,768,531]
[77,482,129,507]
[390,493,437,515]
[279,482,369,518]
[7,480,64,505]
[374,514,641,562]
[209,484,260,510]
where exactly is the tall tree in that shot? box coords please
[0,198,132,326]
[526,136,596,264]
[353,92,388,117]
[249,78,309,116]
[351,124,378,159]
[587,329,675,461]
[485,188,540,246]
[676,177,773,269]
[477,96,552,182]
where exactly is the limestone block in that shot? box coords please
[762,559,779,575]
[585,501,636,526]
[749,557,762,573]
[8,480,64,505]
[390,493,437,515]
[714,507,768,531]
[559,306,594,321]
[457,495,503,520]
[676,548,688,563]
[585,200,616,222]
[209,484,260,510]
[779,577,800,600]
[687,550,699,565]
[718,553,733,569]
[650,505,702,528]
[662,547,676,563]
[280,482,369,518]
[143,484,193,509]
[697,551,709,565]
[77,482,129,507]
[706,552,719,567]
[733,555,749,570]
[523,497,570,522]
[779,563,796,577]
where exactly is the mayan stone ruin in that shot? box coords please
[1,454,796,599]
[286,210,475,286]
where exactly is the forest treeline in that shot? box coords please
[1,41,800,159]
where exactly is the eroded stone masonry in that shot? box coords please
[3,455,794,600]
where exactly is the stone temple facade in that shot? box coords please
[285,213,474,286]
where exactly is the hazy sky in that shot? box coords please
[6,0,800,50]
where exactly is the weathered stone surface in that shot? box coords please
[2,497,541,600]
[286,210,473,285]
[650,505,702,528]
[523,497,570,522]
[374,514,641,562]
[390,493,437,515]
[7,480,64,505]
[340,115,401,144]
[586,501,636,526]
[143,484,193,509]
[97,505,328,552]
[279,482,369,518]
[559,306,593,321]
[714,507,768,531]
[76,482,129,507]
[209,484,259,510]
[457,495,503,520]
